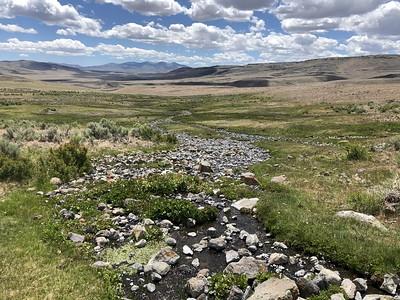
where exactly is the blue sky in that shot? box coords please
[0,0,399,66]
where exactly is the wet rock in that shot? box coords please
[183,245,194,256]
[341,279,357,299]
[146,283,156,293]
[68,232,85,244]
[240,172,260,186]
[151,272,162,282]
[248,277,299,300]
[245,234,259,247]
[226,250,240,264]
[227,286,244,300]
[273,241,288,249]
[149,247,180,265]
[319,267,342,285]
[165,237,177,247]
[224,257,267,280]
[354,278,368,292]
[296,278,320,298]
[336,211,388,231]
[238,248,251,257]
[231,198,259,212]
[150,261,171,276]
[268,253,289,265]
[192,258,200,268]
[186,276,207,298]
[209,237,226,251]
[207,227,218,238]
[380,274,399,295]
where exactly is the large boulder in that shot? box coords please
[224,257,267,280]
[232,198,259,212]
[209,237,226,251]
[248,277,299,300]
[186,275,207,298]
[335,211,387,231]
[149,247,180,266]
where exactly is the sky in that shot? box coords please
[0,0,399,66]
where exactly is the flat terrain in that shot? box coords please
[1,56,400,299]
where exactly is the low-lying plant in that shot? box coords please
[209,273,248,300]
[346,144,368,161]
[348,192,382,215]
[146,199,218,225]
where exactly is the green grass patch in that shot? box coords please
[209,273,248,300]
[0,190,120,300]
[257,184,400,275]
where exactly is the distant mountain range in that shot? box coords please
[1,55,400,90]
[81,61,186,74]
[0,60,186,75]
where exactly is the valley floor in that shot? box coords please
[1,86,400,299]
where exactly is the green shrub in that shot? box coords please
[348,192,382,215]
[394,140,400,151]
[85,119,129,141]
[146,199,218,225]
[209,273,248,300]
[0,139,32,181]
[39,141,91,181]
[131,124,177,144]
[346,145,368,161]
[0,155,32,181]
[0,139,20,158]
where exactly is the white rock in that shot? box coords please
[183,245,193,256]
[192,258,200,268]
[354,278,368,292]
[319,267,342,285]
[226,250,240,264]
[341,279,357,299]
[268,253,289,265]
[232,198,259,212]
[336,211,388,231]
[248,277,299,300]
[381,274,400,295]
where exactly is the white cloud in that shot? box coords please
[276,0,400,35]
[187,0,253,21]
[186,0,275,21]
[276,0,385,19]
[0,0,101,35]
[343,35,400,55]
[0,38,93,56]
[96,0,185,16]
[342,1,400,37]
[0,23,37,34]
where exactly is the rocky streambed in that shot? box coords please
[48,132,399,300]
